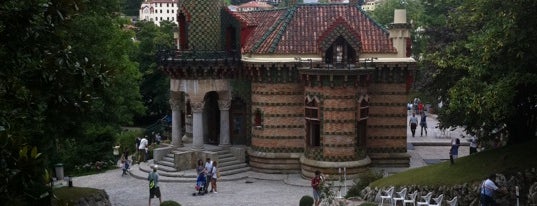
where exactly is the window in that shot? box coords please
[357,98,368,149]
[254,108,263,127]
[305,98,320,147]
[178,13,189,49]
[324,36,356,67]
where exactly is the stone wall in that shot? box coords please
[361,169,537,205]
[366,82,409,167]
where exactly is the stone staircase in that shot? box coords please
[129,147,250,182]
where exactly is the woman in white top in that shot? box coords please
[210,161,218,193]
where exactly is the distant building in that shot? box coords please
[238,1,274,12]
[139,0,178,26]
[361,0,381,11]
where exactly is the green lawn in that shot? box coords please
[371,138,537,187]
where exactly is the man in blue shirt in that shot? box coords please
[480,174,503,206]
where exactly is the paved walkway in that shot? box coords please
[70,112,472,206]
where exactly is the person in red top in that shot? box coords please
[417,102,424,114]
[311,170,323,206]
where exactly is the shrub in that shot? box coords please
[299,195,314,206]
[345,169,383,198]
[160,200,181,206]
[115,129,143,155]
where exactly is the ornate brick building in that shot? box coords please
[158,0,415,178]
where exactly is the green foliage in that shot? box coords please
[345,170,383,198]
[420,0,537,144]
[161,200,182,206]
[0,0,144,203]
[116,130,143,155]
[299,195,314,206]
[133,20,175,125]
[0,129,51,204]
[371,138,537,187]
[121,0,143,16]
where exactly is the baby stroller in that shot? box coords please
[192,172,208,196]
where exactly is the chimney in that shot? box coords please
[388,9,411,58]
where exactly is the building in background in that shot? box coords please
[361,0,381,11]
[237,1,274,11]
[139,0,179,25]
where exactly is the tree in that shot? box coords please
[133,20,175,125]
[0,0,144,203]
[422,0,537,144]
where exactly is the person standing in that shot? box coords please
[420,113,428,136]
[480,174,504,206]
[113,144,120,166]
[148,165,162,206]
[409,113,419,137]
[311,170,323,206]
[470,136,478,154]
[135,136,141,163]
[138,136,148,163]
[450,138,460,165]
[210,161,218,193]
[204,158,213,192]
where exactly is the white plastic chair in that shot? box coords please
[392,188,407,206]
[403,190,418,206]
[379,186,395,205]
[446,196,457,206]
[428,194,444,206]
[416,192,433,206]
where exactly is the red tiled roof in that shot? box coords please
[235,4,396,54]
[238,1,274,9]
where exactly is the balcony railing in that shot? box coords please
[157,49,241,65]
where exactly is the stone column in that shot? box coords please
[191,101,205,150]
[218,100,231,147]
[169,93,183,147]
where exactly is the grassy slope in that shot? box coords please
[371,138,537,187]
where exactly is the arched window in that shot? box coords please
[305,98,320,147]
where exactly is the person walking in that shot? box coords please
[409,113,418,137]
[113,144,120,166]
[148,165,162,206]
[311,170,323,206]
[450,138,460,165]
[210,161,219,193]
[480,174,504,206]
[420,112,428,136]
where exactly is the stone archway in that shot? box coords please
[203,91,220,145]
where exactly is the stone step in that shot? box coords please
[219,160,241,167]
[218,156,236,163]
[128,163,248,182]
[157,160,175,168]
[140,163,177,173]
[220,167,250,176]
[162,156,174,162]
[218,153,234,159]
[220,163,248,172]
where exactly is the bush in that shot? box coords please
[160,200,181,206]
[345,169,383,198]
[299,195,314,206]
[115,129,143,155]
